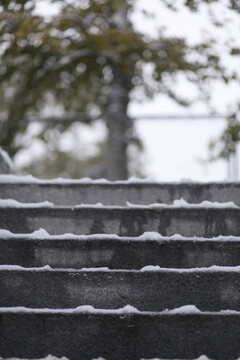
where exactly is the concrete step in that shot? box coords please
[0,206,240,237]
[0,309,240,360]
[1,180,240,206]
[2,268,240,311]
[1,236,240,269]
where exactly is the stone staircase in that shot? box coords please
[1,176,240,360]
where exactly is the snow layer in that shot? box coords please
[0,357,220,360]
[1,174,240,185]
[0,199,54,208]
[1,304,240,317]
[3,264,240,274]
[0,357,68,360]
[0,174,155,184]
[127,198,238,209]
[2,228,240,243]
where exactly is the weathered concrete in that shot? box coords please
[1,270,240,311]
[1,237,240,269]
[0,206,240,237]
[1,182,240,205]
[1,312,240,360]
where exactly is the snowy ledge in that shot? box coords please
[2,264,240,273]
[0,356,229,360]
[0,174,240,185]
[0,198,239,209]
[1,228,240,243]
[0,305,240,317]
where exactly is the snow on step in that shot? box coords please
[2,175,240,206]
[1,205,240,237]
[2,232,240,269]
[1,308,240,360]
[2,266,240,311]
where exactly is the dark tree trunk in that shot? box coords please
[106,65,130,180]
[105,3,131,180]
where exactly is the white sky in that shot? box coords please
[31,0,240,181]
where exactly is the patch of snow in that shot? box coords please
[173,198,238,208]
[2,228,240,244]
[162,305,202,314]
[140,265,240,273]
[0,357,69,360]
[127,198,239,209]
[141,265,162,272]
[0,304,140,314]
[141,356,212,360]
[0,199,54,208]
[1,305,240,318]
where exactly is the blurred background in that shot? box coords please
[1,0,240,181]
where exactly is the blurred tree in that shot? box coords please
[0,0,236,179]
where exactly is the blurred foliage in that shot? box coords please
[209,105,240,161]
[0,0,239,177]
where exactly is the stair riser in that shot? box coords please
[2,271,240,311]
[1,207,240,237]
[1,183,240,205]
[1,238,240,269]
[0,313,240,360]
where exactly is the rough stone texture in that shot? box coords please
[1,182,240,205]
[0,207,240,237]
[1,312,240,360]
[1,237,240,269]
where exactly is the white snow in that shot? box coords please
[0,304,140,314]
[141,357,212,360]
[162,305,201,314]
[0,199,54,208]
[0,174,155,184]
[140,265,240,273]
[1,304,240,318]
[127,198,239,209]
[3,263,240,274]
[2,228,240,243]
[0,357,68,360]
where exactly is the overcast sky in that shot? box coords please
[32,0,240,181]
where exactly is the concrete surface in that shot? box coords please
[1,237,240,269]
[1,312,240,360]
[0,207,240,237]
[1,270,240,311]
[1,182,240,205]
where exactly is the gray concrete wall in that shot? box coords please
[1,270,240,311]
[1,237,240,269]
[1,182,240,205]
[0,207,240,237]
[1,312,240,360]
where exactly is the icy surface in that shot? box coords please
[0,199,54,208]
